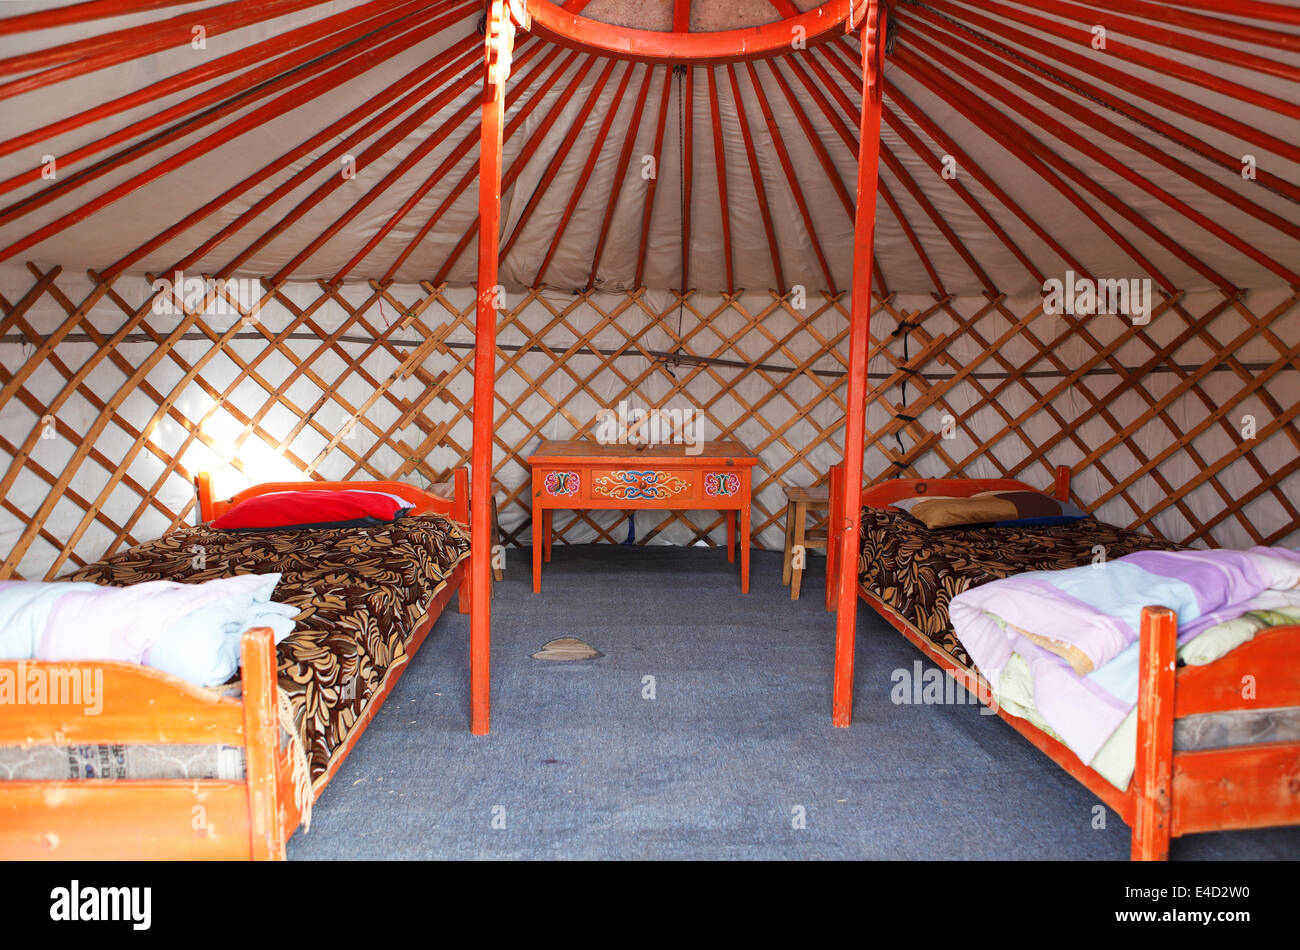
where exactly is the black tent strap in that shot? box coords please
[0,333,1286,381]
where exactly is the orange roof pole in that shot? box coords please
[907,16,1300,274]
[498,56,617,265]
[585,64,656,289]
[0,0,335,99]
[381,41,559,283]
[776,53,887,294]
[109,33,479,280]
[0,3,451,218]
[743,60,837,295]
[1137,0,1300,26]
[533,61,638,287]
[633,71,674,290]
[901,38,1228,293]
[911,17,1300,216]
[725,62,784,295]
[704,68,734,295]
[922,0,1300,161]
[0,4,471,265]
[0,0,199,36]
[831,0,886,728]
[0,0,424,165]
[908,21,1300,287]
[433,48,588,284]
[472,0,528,735]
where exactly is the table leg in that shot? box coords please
[532,505,542,593]
[544,509,552,563]
[727,510,736,563]
[781,499,795,586]
[740,500,751,593]
[791,500,808,600]
[825,466,842,612]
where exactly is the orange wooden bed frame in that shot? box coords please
[0,470,471,860]
[826,465,1300,860]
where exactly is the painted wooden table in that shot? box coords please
[527,440,759,593]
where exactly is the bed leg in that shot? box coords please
[1131,605,1177,861]
[241,627,286,861]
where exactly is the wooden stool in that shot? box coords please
[782,484,829,600]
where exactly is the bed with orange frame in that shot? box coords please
[826,464,1300,860]
[0,470,471,861]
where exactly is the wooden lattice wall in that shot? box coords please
[1,262,1297,582]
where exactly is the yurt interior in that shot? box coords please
[1,0,1300,867]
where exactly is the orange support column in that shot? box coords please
[831,0,886,727]
[471,0,528,736]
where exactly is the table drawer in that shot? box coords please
[589,468,698,502]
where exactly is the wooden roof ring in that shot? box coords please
[526,0,859,63]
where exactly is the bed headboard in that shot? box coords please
[823,465,1073,611]
[195,469,470,525]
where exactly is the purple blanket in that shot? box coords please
[949,547,1300,763]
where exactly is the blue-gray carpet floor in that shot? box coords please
[287,544,1300,860]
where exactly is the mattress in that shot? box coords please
[0,514,469,785]
[857,508,1181,668]
[0,743,246,781]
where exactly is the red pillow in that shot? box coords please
[212,490,409,531]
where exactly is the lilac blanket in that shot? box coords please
[949,547,1300,763]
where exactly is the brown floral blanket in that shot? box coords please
[66,515,470,783]
[857,508,1181,670]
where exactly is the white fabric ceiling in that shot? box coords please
[0,0,1297,296]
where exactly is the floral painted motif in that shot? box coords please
[592,469,692,500]
[703,472,739,497]
[544,471,580,496]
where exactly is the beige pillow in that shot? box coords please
[907,495,1020,529]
